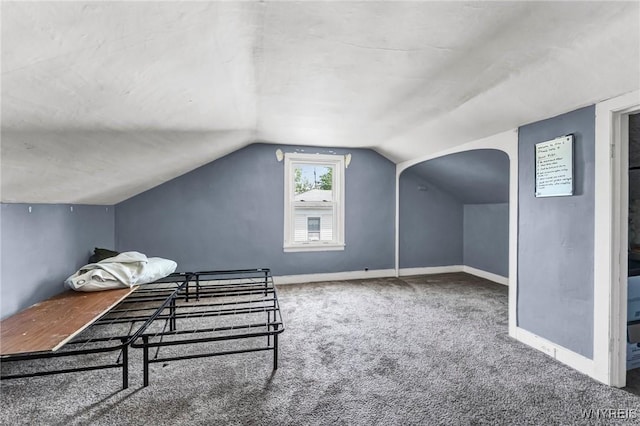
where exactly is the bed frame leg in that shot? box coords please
[196,275,201,301]
[266,272,271,347]
[122,339,129,389]
[267,311,271,347]
[143,335,149,387]
[273,326,279,370]
[169,297,176,332]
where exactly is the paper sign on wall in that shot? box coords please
[535,134,574,198]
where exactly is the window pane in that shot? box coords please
[293,164,333,201]
[294,207,333,242]
[308,217,320,232]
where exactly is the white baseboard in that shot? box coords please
[398,265,463,276]
[514,327,594,378]
[273,269,396,285]
[462,266,509,286]
[276,265,508,286]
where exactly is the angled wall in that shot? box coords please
[517,105,595,358]
[115,143,396,275]
[463,203,509,277]
[0,204,115,319]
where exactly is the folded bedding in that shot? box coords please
[65,251,177,292]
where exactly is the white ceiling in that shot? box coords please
[2,1,639,204]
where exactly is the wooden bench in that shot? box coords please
[1,287,138,388]
[1,287,136,355]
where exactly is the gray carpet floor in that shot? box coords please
[2,273,640,425]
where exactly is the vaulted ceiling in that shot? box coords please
[2,1,639,204]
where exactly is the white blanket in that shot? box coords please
[65,251,177,292]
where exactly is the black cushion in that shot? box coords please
[88,247,120,264]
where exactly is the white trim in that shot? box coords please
[594,90,640,387]
[508,131,519,338]
[612,112,630,386]
[283,244,345,253]
[274,265,507,285]
[514,327,595,378]
[398,265,509,285]
[462,266,508,286]
[398,265,463,276]
[273,269,396,285]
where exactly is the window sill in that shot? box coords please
[283,244,345,253]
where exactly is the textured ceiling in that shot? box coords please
[1,1,639,204]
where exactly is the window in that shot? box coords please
[284,153,345,252]
[307,217,321,241]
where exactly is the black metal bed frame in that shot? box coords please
[130,268,285,387]
[0,268,284,389]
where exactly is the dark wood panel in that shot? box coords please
[0,287,136,356]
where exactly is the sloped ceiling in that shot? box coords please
[406,149,510,204]
[2,1,639,204]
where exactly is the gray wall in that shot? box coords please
[1,203,115,319]
[518,105,595,358]
[115,143,396,275]
[398,170,463,268]
[463,203,509,277]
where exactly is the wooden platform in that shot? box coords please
[0,287,136,356]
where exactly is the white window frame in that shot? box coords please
[283,153,345,252]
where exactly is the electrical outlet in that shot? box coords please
[539,344,556,358]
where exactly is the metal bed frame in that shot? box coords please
[0,273,191,389]
[1,268,285,389]
[130,268,285,387]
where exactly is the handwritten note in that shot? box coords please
[535,135,573,197]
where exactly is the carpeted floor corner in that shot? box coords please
[1,273,639,425]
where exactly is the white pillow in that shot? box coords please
[136,257,178,284]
